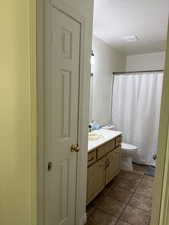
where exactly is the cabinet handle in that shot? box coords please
[105,159,110,169]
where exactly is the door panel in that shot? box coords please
[45,5,81,225]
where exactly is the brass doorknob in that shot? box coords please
[71,144,80,152]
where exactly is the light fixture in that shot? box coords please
[123,35,139,42]
[90,50,95,65]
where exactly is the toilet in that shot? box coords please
[102,124,138,171]
[121,142,138,171]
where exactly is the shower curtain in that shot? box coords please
[112,72,163,165]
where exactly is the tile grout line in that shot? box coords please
[92,174,145,224]
[87,170,152,225]
[114,175,145,225]
[95,172,146,224]
[126,175,153,215]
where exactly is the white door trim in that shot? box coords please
[37,1,88,225]
[150,24,169,225]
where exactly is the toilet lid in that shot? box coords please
[121,142,138,150]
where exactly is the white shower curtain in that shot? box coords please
[112,72,163,165]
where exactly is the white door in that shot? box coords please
[45,5,81,225]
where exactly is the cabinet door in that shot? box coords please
[106,148,121,185]
[87,157,106,204]
[114,147,121,176]
[105,151,116,185]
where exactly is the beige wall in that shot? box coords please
[91,43,165,126]
[126,52,165,71]
[91,36,126,125]
[0,1,36,225]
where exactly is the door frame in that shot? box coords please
[37,0,91,225]
[36,1,169,225]
[151,23,169,225]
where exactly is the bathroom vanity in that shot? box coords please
[87,129,122,205]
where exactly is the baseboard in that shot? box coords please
[80,213,87,225]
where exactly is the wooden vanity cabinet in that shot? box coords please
[105,147,121,185]
[97,139,116,159]
[87,135,122,205]
[87,157,106,204]
[114,147,121,175]
[116,136,122,147]
[88,150,96,167]
[105,151,116,185]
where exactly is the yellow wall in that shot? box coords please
[0,1,36,225]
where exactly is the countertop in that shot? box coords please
[88,129,122,152]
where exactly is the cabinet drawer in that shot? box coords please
[88,150,96,166]
[116,135,122,147]
[97,140,115,159]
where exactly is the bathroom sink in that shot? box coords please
[88,133,104,141]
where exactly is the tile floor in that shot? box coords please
[86,164,154,225]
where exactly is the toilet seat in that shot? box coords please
[121,143,137,151]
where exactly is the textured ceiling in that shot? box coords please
[93,0,169,55]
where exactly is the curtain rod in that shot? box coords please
[113,69,164,75]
